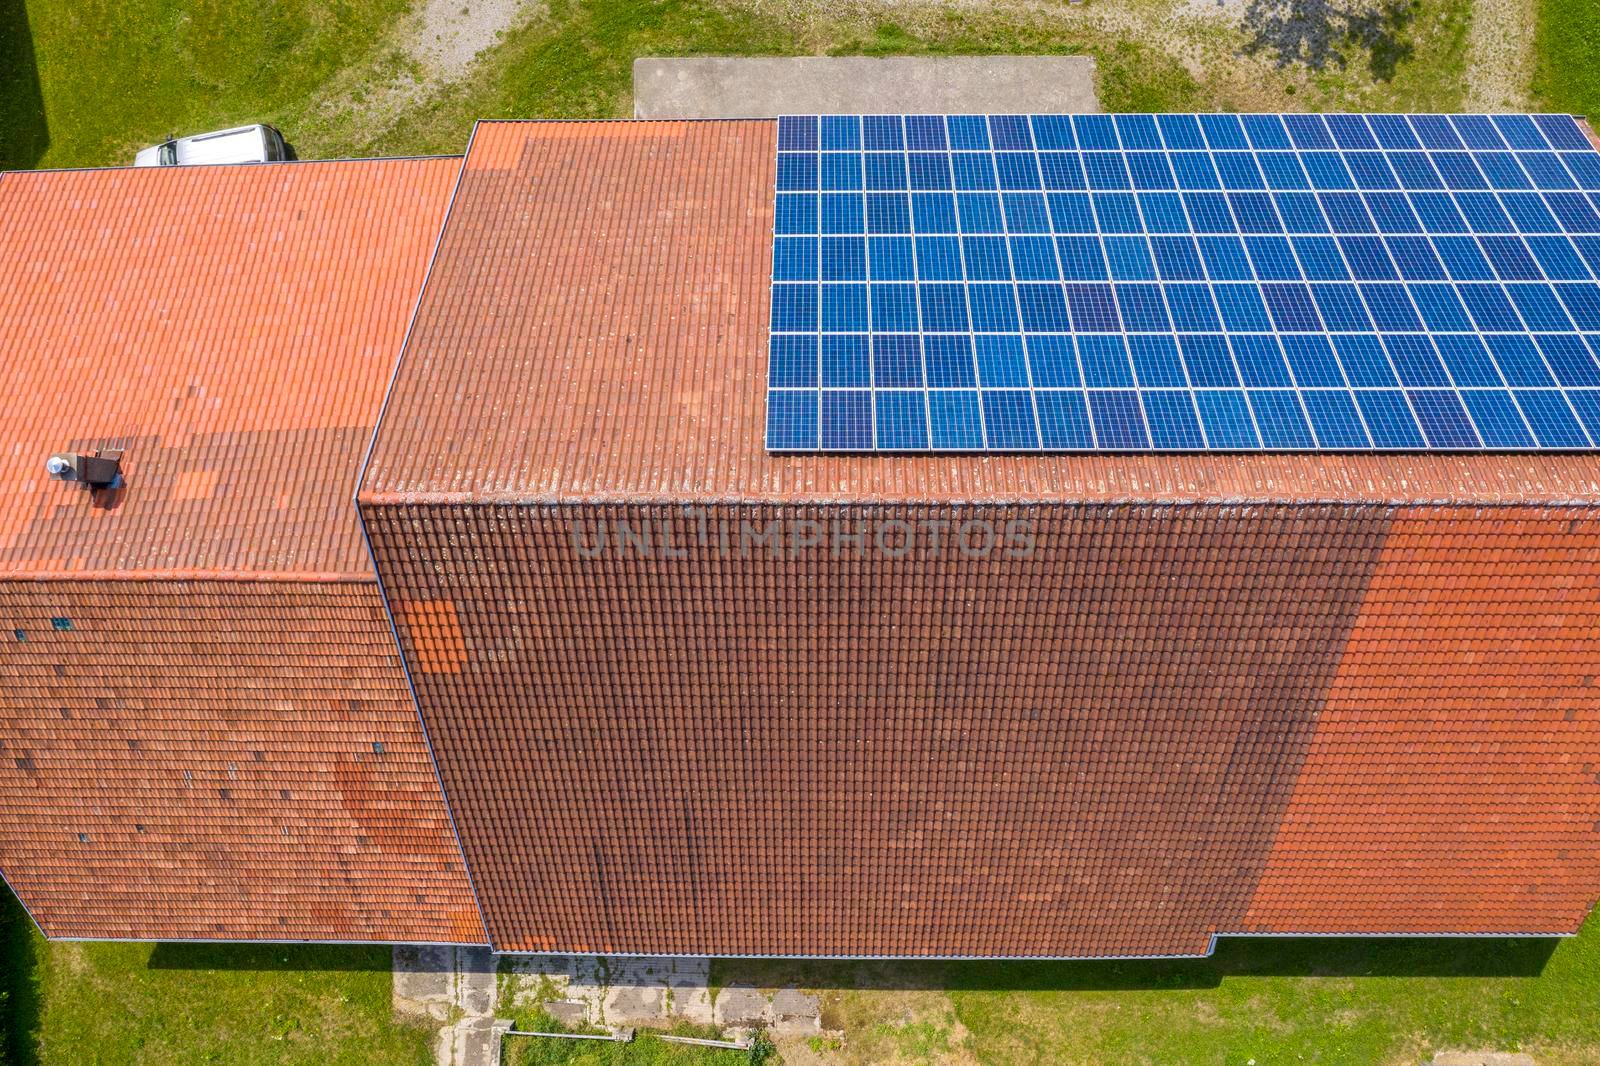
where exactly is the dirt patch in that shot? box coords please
[301,0,537,151]
[1179,0,1249,20]
[808,985,978,1065]
[410,0,530,78]
[1462,0,1533,109]
[54,941,89,977]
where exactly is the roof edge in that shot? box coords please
[0,569,377,583]
[357,491,1600,508]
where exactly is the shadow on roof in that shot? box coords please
[711,934,1559,993]
[0,0,48,170]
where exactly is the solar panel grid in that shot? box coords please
[767,112,1600,452]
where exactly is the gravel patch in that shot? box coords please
[1462,0,1534,110]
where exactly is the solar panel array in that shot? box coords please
[765,113,1600,452]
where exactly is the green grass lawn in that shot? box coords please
[4,0,1485,169]
[1,0,410,169]
[7,869,1599,1066]
[724,905,1600,1064]
[0,883,431,1066]
[1533,0,1600,119]
[315,0,1474,157]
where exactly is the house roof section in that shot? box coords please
[0,580,486,943]
[360,120,1600,507]
[0,157,460,578]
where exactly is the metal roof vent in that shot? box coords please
[46,449,122,489]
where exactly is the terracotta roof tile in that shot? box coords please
[1242,508,1600,935]
[363,501,1389,956]
[0,158,459,577]
[366,501,1600,955]
[355,120,1600,953]
[0,580,485,943]
[359,121,1600,507]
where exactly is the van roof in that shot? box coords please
[174,125,267,165]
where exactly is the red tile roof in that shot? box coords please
[1243,508,1600,935]
[5,122,1599,955]
[358,120,1600,956]
[0,158,486,944]
[364,500,1395,956]
[360,121,1600,507]
[0,158,459,578]
[0,580,484,943]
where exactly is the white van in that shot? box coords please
[134,125,291,167]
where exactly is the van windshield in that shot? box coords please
[158,142,177,165]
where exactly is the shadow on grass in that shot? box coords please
[147,941,395,973]
[0,0,48,168]
[1240,0,1417,80]
[1,878,42,1066]
[115,932,1568,992]
[713,933,1559,994]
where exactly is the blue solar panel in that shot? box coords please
[767,113,1600,451]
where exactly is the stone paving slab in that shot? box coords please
[500,954,823,1035]
[394,945,495,1024]
[435,1018,511,1066]
[712,984,767,1027]
[770,987,823,1035]
[393,945,457,1022]
[633,56,1099,119]
[394,945,505,1066]
[455,947,496,1017]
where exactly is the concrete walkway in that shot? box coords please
[634,56,1099,118]
[394,946,826,1065]
[393,945,507,1066]
[500,954,824,1038]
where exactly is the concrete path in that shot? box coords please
[393,945,505,1066]
[634,56,1099,118]
[395,947,824,1062]
[501,953,824,1037]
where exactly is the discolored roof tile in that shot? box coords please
[0,580,485,943]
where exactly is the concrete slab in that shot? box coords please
[633,56,1099,119]
[713,985,768,1027]
[605,983,666,1025]
[543,1000,588,1027]
[769,988,823,1036]
[502,954,715,1029]
[393,945,504,1066]
[497,954,822,1037]
[455,948,497,1016]
[393,945,456,1022]
[667,982,715,1026]
[434,1018,508,1066]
